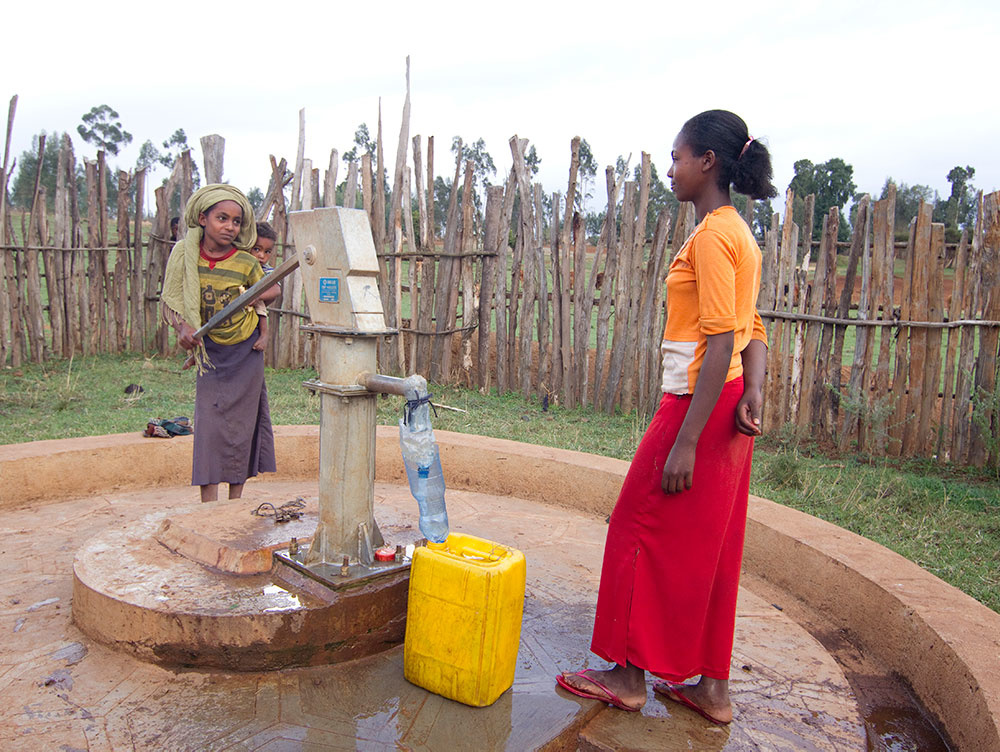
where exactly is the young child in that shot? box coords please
[249,221,279,353]
[162,185,282,503]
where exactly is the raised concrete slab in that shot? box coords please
[153,497,321,574]
[2,428,996,748]
[3,478,863,750]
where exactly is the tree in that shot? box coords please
[943,165,976,237]
[525,145,541,177]
[451,136,496,226]
[77,105,132,156]
[789,157,856,241]
[247,187,265,214]
[136,140,161,170]
[575,138,598,212]
[10,132,63,210]
[432,175,452,238]
[342,123,375,164]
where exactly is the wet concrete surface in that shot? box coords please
[0,479,866,750]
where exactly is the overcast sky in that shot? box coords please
[5,0,997,216]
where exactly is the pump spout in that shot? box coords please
[357,372,426,401]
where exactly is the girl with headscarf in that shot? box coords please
[557,111,775,724]
[162,184,280,502]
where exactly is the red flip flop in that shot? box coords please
[652,680,730,725]
[555,670,641,712]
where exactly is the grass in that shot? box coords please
[1,352,998,614]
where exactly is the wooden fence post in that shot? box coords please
[477,185,503,389]
[431,149,462,382]
[839,195,873,451]
[869,186,896,455]
[323,149,339,208]
[200,134,225,183]
[969,191,1000,466]
[939,228,970,460]
[829,195,868,443]
[24,135,47,362]
[130,167,145,351]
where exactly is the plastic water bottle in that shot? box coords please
[400,388,450,544]
[405,446,449,543]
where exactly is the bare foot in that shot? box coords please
[655,677,733,724]
[560,664,646,710]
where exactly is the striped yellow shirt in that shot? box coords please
[198,249,264,345]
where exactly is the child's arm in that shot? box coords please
[253,316,269,352]
[164,305,200,350]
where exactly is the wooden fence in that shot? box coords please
[1,91,998,467]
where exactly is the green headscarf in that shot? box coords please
[161,184,257,370]
[161,184,257,331]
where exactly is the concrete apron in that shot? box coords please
[0,428,997,750]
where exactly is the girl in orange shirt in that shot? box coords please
[558,110,776,723]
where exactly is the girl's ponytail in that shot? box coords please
[731,139,777,201]
[680,110,777,201]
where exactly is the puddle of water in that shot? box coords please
[261,583,302,612]
[866,706,951,752]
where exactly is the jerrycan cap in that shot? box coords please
[426,540,448,551]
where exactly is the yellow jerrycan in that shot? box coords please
[404,532,526,707]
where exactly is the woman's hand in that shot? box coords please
[662,437,696,494]
[178,323,201,351]
[735,387,763,436]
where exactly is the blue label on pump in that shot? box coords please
[319,277,340,303]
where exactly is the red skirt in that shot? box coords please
[590,377,753,681]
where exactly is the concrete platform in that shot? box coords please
[2,479,863,750]
[2,427,997,749]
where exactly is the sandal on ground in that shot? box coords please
[652,680,730,725]
[555,670,641,712]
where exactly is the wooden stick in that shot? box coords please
[888,214,917,455]
[324,149,339,208]
[549,191,562,398]
[459,160,477,385]
[478,185,503,388]
[773,189,796,425]
[621,153,651,413]
[592,166,619,403]
[603,181,635,412]
[902,204,933,455]
[560,138,580,408]
[415,139,436,376]
[533,183,550,394]
[200,134,225,183]
[870,187,896,455]
[130,168,146,351]
[969,191,1000,466]
[24,135,47,362]
[830,195,868,443]
[797,209,836,432]
[920,221,945,456]
[940,229,970,460]
[403,166,418,372]
[431,148,462,381]
[492,172,514,394]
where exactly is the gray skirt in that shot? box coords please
[192,326,276,486]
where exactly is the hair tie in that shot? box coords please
[739,137,754,160]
